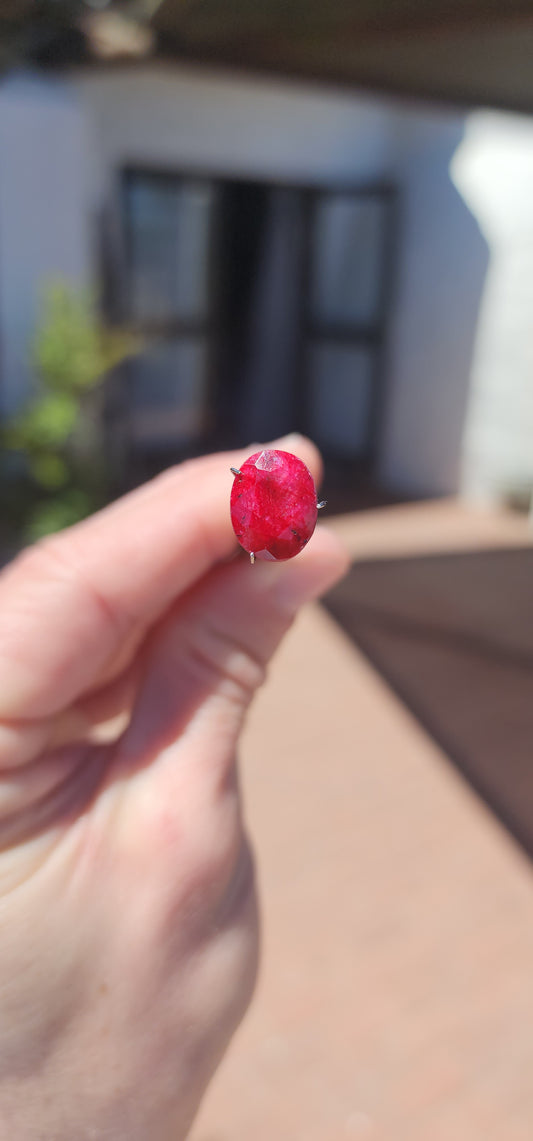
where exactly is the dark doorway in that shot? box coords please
[216,181,270,444]
[215,179,307,448]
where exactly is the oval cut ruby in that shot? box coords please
[230,449,318,561]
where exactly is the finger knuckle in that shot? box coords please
[185,621,267,708]
[172,796,247,919]
[196,809,244,894]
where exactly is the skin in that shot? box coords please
[0,434,348,1141]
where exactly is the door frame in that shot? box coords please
[108,163,398,466]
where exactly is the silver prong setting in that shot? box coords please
[317,500,327,510]
[250,552,255,565]
[230,466,242,476]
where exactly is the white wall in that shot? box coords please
[75,64,394,195]
[452,112,533,505]
[379,113,488,495]
[0,74,92,413]
[0,64,485,498]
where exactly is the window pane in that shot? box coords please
[311,196,387,327]
[173,182,213,321]
[128,338,208,444]
[126,177,213,323]
[308,343,374,458]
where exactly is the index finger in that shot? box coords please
[0,435,322,719]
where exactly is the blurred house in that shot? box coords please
[0,0,532,505]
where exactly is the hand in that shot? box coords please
[0,436,348,1140]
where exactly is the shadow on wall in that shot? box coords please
[380,119,490,498]
[323,545,533,858]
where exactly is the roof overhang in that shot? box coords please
[152,0,533,112]
[4,1,533,114]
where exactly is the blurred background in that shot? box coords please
[1,2,533,1139]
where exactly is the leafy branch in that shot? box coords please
[1,281,139,540]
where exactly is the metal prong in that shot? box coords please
[230,466,242,476]
[317,500,327,509]
[250,552,255,565]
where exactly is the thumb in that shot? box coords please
[117,527,349,786]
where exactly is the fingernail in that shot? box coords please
[269,432,308,450]
[241,433,311,454]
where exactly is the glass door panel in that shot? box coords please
[311,195,388,328]
[127,337,209,445]
[305,188,393,462]
[125,176,214,326]
[122,171,216,460]
[307,343,374,459]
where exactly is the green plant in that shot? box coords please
[1,281,139,542]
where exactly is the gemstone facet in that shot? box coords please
[230,449,319,561]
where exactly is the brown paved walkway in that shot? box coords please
[191,500,533,1141]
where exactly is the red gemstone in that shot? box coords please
[230,449,318,561]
